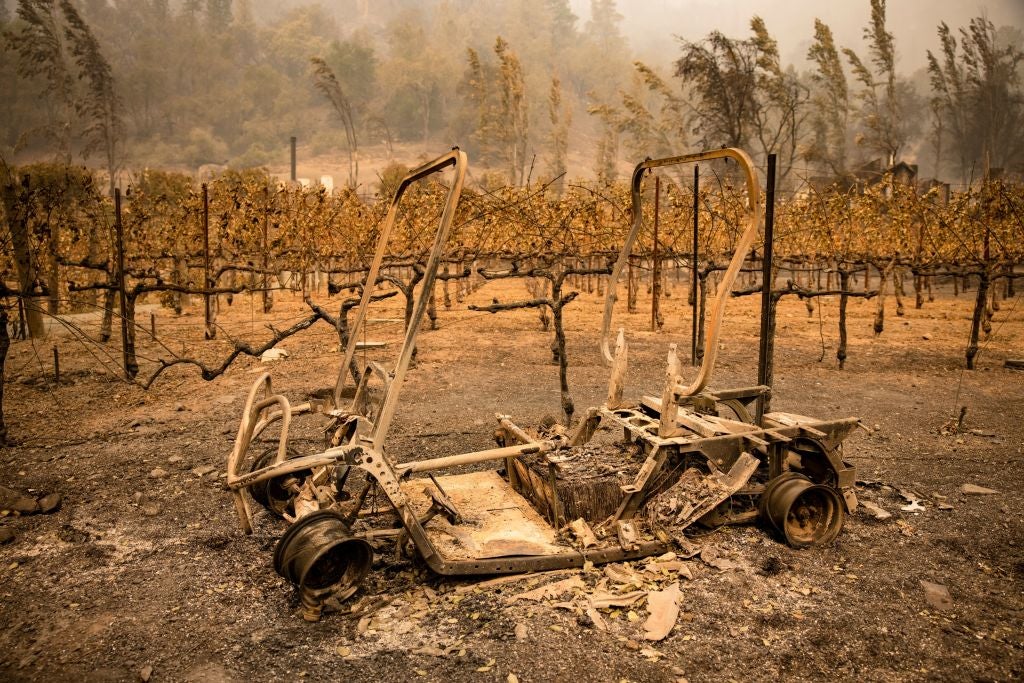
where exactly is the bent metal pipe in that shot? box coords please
[599,148,762,398]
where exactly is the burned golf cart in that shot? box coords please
[225,147,860,620]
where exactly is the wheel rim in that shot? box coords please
[274,511,373,604]
[761,473,845,548]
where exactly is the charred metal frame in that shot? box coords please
[224,147,860,616]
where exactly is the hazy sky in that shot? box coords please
[572,0,1024,74]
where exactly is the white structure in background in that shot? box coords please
[320,175,334,192]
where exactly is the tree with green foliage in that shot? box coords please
[588,61,689,186]
[843,0,919,164]
[675,30,757,151]
[578,0,629,100]
[748,16,808,184]
[927,17,1024,181]
[5,0,75,163]
[380,13,442,148]
[673,18,806,181]
[546,76,570,195]
[622,62,689,158]
[806,19,851,176]
[462,47,501,165]
[587,101,621,185]
[60,0,122,197]
[458,38,530,185]
[205,0,232,32]
[495,37,529,185]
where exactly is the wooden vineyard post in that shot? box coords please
[0,308,8,444]
[756,154,777,423]
[203,183,215,339]
[290,136,297,182]
[115,189,138,379]
[691,164,699,366]
[262,185,272,314]
[651,175,661,331]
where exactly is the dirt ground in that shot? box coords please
[1,272,1021,682]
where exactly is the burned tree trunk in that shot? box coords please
[99,288,115,342]
[172,251,188,315]
[0,307,8,445]
[966,270,989,370]
[894,267,905,317]
[427,280,437,330]
[872,260,895,337]
[551,300,574,426]
[442,262,452,309]
[471,261,609,426]
[838,270,850,369]
[1,175,46,339]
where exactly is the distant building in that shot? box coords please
[888,161,918,187]
[804,158,948,203]
[917,178,951,206]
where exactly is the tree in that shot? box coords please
[618,62,689,160]
[460,46,498,161]
[673,18,806,181]
[5,0,75,163]
[494,37,529,185]
[546,76,570,195]
[325,33,377,114]
[310,56,358,189]
[806,19,851,176]
[458,38,530,185]
[675,31,757,151]
[380,14,442,147]
[927,17,1024,182]
[60,0,123,197]
[587,61,689,186]
[5,1,123,194]
[577,0,629,99]
[843,0,918,164]
[587,101,621,185]
[545,0,577,51]
[0,159,46,338]
[325,33,382,162]
[748,16,808,184]
[205,0,231,32]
